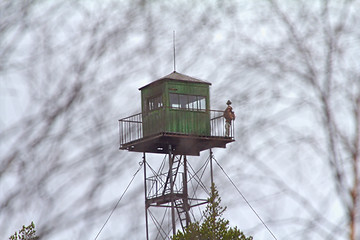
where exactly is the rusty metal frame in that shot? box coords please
[142,148,215,240]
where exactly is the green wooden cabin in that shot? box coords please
[140,71,211,137]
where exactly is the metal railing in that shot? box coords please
[118,112,143,146]
[209,110,235,138]
[146,172,184,199]
[118,108,235,146]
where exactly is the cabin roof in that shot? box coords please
[139,71,211,90]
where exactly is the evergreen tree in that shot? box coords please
[9,222,39,240]
[172,184,253,240]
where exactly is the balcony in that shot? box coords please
[118,109,234,156]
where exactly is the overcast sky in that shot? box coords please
[1,0,359,240]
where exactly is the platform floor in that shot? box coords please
[120,132,234,156]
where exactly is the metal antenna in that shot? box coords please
[173,30,176,72]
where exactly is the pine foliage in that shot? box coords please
[9,222,39,240]
[172,184,253,240]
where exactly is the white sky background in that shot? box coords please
[1,0,359,240]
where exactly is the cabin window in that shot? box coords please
[169,93,206,111]
[148,95,163,111]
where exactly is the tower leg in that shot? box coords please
[183,155,191,227]
[210,149,214,187]
[143,152,149,240]
[169,145,176,236]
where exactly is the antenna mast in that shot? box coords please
[173,30,176,72]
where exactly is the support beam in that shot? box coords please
[169,145,176,236]
[183,155,191,227]
[210,149,214,187]
[143,152,149,240]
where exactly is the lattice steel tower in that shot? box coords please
[119,71,234,240]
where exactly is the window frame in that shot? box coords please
[147,95,163,112]
[169,93,207,112]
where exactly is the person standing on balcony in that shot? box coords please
[224,100,235,137]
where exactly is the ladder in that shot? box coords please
[174,198,190,230]
[162,155,182,196]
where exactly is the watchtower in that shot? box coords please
[119,71,234,239]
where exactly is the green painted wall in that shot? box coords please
[141,82,165,137]
[141,79,211,137]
